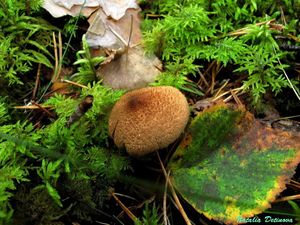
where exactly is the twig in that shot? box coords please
[110,189,139,223]
[210,62,220,95]
[32,63,41,99]
[52,32,63,83]
[61,79,89,89]
[230,89,243,106]
[31,101,56,118]
[113,193,138,202]
[37,3,85,103]
[274,194,300,203]
[156,152,192,225]
[288,180,300,190]
[125,14,134,67]
[280,7,287,26]
[163,171,170,225]
[146,14,161,18]
[287,34,300,42]
[52,32,58,82]
[117,196,155,220]
[108,25,128,46]
[57,31,63,81]
[223,91,244,103]
[213,79,229,98]
[212,87,243,102]
[228,19,276,36]
[276,57,300,101]
[127,14,133,48]
[199,217,209,225]
[14,105,53,109]
[198,61,215,87]
[95,222,110,225]
[197,68,209,87]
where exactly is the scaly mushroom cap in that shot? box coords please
[108,86,190,156]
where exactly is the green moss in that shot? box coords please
[0,81,130,224]
[142,0,300,105]
[0,0,56,86]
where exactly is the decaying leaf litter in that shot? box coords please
[1,0,300,224]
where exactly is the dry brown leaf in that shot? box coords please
[97,45,162,90]
[43,0,139,19]
[98,0,139,20]
[44,0,161,90]
[50,68,73,94]
[88,6,161,90]
[86,7,141,48]
[43,0,99,18]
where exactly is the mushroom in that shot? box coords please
[108,86,190,156]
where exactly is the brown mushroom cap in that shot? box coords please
[108,86,190,156]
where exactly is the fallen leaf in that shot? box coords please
[43,0,161,90]
[99,0,139,20]
[51,68,74,94]
[43,0,139,19]
[52,0,99,9]
[86,7,142,48]
[43,0,99,18]
[169,104,300,224]
[97,45,162,90]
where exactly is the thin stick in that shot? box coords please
[204,61,219,95]
[146,13,161,18]
[288,180,300,189]
[163,171,170,225]
[228,19,276,36]
[32,63,41,99]
[61,79,89,89]
[56,31,63,81]
[31,101,56,118]
[127,15,133,48]
[210,62,221,95]
[274,194,300,203]
[52,32,58,82]
[212,87,243,102]
[199,218,209,225]
[288,34,300,42]
[290,179,300,187]
[110,190,139,223]
[125,14,134,67]
[113,192,137,201]
[213,79,229,98]
[108,25,128,46]
[198,61,215,86]
[230,89,243,106]
[14,105,53,109]
[280,7,287,26]
[277,58,300,101]
[37,4,85,103]
[156,152,192,225]
[209,65,216,95]
[287,179,300,190]
[197,68,209,87]
[223,91,243,103]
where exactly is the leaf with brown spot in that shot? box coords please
[169,104,300,224]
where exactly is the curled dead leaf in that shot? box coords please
[97,45,162,90]
[43,0,139,20]
[86,7,141,48]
